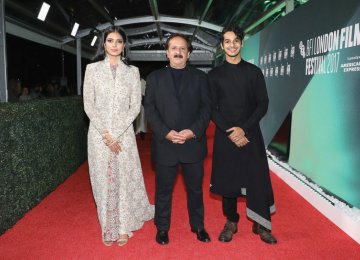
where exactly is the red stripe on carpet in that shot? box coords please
[1,123,359,259]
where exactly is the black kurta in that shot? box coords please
[208,59,275,230]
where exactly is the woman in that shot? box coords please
[83,26,154,246]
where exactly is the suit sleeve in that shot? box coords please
[189,72,211,139]
[144,73,171,141]
[113,66,141,140]
[83,64,106,135]
[241,67,269,134]
[208,70,232,135]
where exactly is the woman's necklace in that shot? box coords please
[110,63,118,79]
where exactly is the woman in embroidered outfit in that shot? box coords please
[83,26,154,246]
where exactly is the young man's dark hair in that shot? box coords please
[220,25,245,42]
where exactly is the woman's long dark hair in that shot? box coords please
[92,26,129,65]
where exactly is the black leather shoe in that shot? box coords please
[252,222,277,245]
[156,230,169,245]
[191,228,211,242]
[218,221,238,242]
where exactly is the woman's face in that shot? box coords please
[104,32,125,58]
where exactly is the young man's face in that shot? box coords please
[221,31,242,58]
[166,36,190,69]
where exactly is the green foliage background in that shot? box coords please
[0,97,87,234]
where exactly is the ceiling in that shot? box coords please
[4,0,308,65]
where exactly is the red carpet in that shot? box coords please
[1,124,359,259]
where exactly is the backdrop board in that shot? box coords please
[242,0,360,208]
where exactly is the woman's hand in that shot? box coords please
[102,132,114,146]
[109,141,121,154]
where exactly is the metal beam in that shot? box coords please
[52,0,71,24]
[129,37,165,46]
[244,0,286,33]
[199,0,213,24]
[128,50,213,64]
[194,29,218,46]
[227,0,252,25]
[76,38,82,95]
[191,42,216,52]
[0,0,7,102]
[6,20,93,59]
[236,0,263,28]
[6,16,62,43]
[63,16,222,43]
[149,0,162,41]
[88,0,114,25]
[160,23,217,46]
[115,15,222,32]
[286,0,294,13]
[129,37,216,52]
[126,24,157,36]
[5,0,70,36]
[67,22,112,42]
[128,50,167,61]
[190,0,213,42]
[160,23,194,35]
[158,16,223,32]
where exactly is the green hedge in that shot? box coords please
[0,97,87,234]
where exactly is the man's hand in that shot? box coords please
[178,129,195,141]
[226,127,249,147]
[166,130,187,144]
[234,136,249,147]
[226,127,245,142]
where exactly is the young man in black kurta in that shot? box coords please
[208,25,277,244]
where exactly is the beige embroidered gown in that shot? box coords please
[83,57,154,241]
[134,78,147,134]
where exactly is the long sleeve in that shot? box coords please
[113,67,141,140]
[144,72,171,141]
[83,64,106,135]
[189,72,211,139]
[208,70,232,135]
[241,68,269,134]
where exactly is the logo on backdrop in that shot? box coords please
[299,41,306,58]
[259,22,360,78]
[303,22,360,75]
[259,45,294,78]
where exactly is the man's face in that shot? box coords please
[166,36,190,69]
[221,31,242,58]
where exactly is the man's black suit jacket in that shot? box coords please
[144,66,211,166]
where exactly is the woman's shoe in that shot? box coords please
[102,238,113,247]
[117,234,129,246]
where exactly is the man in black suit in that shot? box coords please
[144,34,211,245]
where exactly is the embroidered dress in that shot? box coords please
[83,57,154,241]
